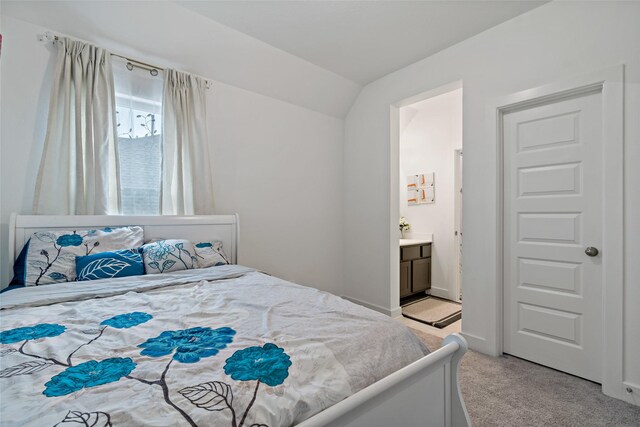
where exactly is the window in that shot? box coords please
[113,59,163,215]
[115,98,162,215]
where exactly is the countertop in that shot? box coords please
[400,238,432,247]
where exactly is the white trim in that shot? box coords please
[395,80,463,109]
[623,382,640,406]
[453,149,463,302]
[600,66,625,403]
[459,331,492,356]
[389,105,401,317]
[342,295,402,318]
[9,214,240,267]
[491,65,626,402]
[429,286,451,300]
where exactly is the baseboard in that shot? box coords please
[622,382,640,406]
[389,306,402,318]
[459,331,497,356]
[428,287,450,300]
[611,382,640,406]
[341,295,400,318]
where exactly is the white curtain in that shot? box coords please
[33,37,120,214]
[161,69,214,215]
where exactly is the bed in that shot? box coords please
[1,214,471,427]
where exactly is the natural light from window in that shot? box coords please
[116,100,162,215]
[113,58,164,215]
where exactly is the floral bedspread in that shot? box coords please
[0,266,428,426]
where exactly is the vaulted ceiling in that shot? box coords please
[177,1,547,85]
[1,1,547,118]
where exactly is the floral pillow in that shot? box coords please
[140,239,198,275]
[76,249,144,281]
[194,241,230,268]
[25,227,144,286]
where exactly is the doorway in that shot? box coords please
[393,82,463,333]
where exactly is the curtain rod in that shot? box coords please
[38,31,212,88]
[112,53,162,77]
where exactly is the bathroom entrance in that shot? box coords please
[392,82,463,334]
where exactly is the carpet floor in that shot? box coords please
[409,328,640,427]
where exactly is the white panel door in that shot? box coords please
[503,91,603,382]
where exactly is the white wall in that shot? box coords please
[344,1,640,404]
[0,1,360,119]
[399,89,462,300]
[0,12,345,295]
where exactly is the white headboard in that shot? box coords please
[9,214,239,268]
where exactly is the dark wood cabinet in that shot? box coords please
[412,257,431,293]
[400,242,432,300]
[400,261,412,298]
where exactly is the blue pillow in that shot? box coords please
[76,249,144,282]
[9,239,30,287]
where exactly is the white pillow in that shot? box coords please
[25,226,144,286]
[194,241,230,268]
[140,239,198,274]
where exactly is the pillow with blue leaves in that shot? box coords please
[76,249,144,281]
[24,226,144,286]
[194,241,230,268]
[140,239,198,274]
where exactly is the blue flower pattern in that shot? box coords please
[56,234,83,247]
[139,326,236,363]
[26,227,143,287]
[193,241,229,268]
[224,343,292,386]
[47,272,68,281]
[145,240,175,261]
[43,358,136,397]
[1,314,291,426]
[101,312,152,329]
[180,343,292,425]
[141,240,198,274]
[0,323,66,344]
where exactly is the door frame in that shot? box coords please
[492,65,625,401]
[389,80,463,316]
[453,148,463,302]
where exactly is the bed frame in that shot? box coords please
[8,213,471,427]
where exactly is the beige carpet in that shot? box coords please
[409,328,640,427]
[402,297,461,327]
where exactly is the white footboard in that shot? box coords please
[298,333,471,427]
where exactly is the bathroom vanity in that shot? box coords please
[400,239,432,299]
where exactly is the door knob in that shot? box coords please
[585,246,599,257]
